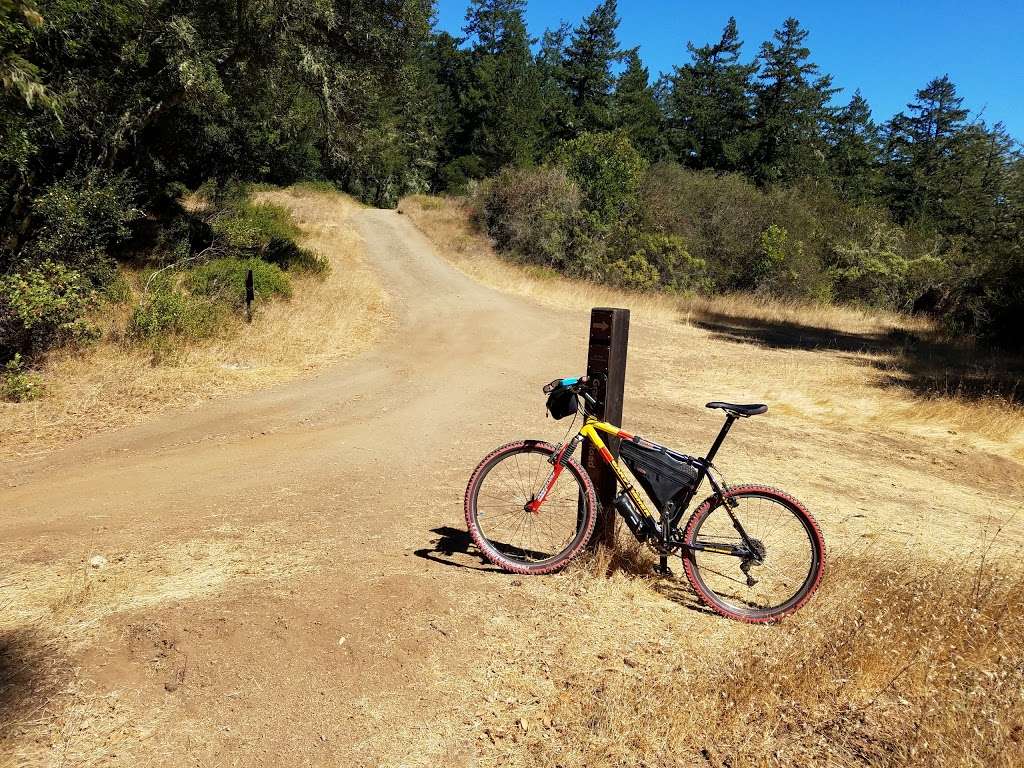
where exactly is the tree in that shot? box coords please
[750,17,838,184]
[663,17,756,171]
[535,22,573,153]
[458,0,541,176]
[883,75,970,226]
[562,0,621,135]
[611,49,664,161]
[827,90,881,201]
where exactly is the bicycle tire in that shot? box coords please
[465,440,598,575]
[682,485,825,623]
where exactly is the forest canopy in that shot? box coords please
[2,0,1022,361]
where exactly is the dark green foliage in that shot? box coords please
[750,18,838,185]
[827,91,882,202]
[562,0,621,135]
[0,260,96,359]
[551,131,648,227]
[611,50,665,161]
[189,258,292,308]
[663,17,756,171]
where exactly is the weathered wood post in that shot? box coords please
[245,269,254,323]
[582,307,630,548]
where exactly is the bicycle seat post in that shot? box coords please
[704,415,737,466]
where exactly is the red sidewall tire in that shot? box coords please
[464,440,598,575]
[682,484,825,623]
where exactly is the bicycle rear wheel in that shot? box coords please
[682,485,824,622]
[465,440,597,574]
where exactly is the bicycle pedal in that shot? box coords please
[653,562,674,577]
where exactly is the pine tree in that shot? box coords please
[611,49,664,161]
[751,17,838,184]
[562,0,621,135]
[460,0,541,176]
[884,75,970,226]
[826,90,881,201]
[664,17,756,171]
[536,22,573,153]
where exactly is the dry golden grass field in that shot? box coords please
[0,187,1021,767]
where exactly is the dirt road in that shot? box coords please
[0,207,591,765]
[2,200,1021,766]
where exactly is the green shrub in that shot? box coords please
[127,281,222,342]
[188,257,292,307]
[472,166,584,270]
[829,220,946,310]
[551,132,648,227]
[641,165,772,291]
[211,199,327,273]
[605,251,660,291]
[0,261,97,360]
[616,232,707,292]
[28,171,143,285]
[1,354,44,402]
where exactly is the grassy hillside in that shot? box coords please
[0,187,385,458]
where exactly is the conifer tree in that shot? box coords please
[884,75,970,226]
[751,17,838,184]
[536,22,573,152]
[664,17,756,171]
[460,0,541,175]
[612,49,664,161]
[562,0,621,135]
[827,90,881,201]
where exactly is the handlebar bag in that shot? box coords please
[545,387,579,420]
[620,440,698,511]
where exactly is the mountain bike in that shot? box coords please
[464,375,825,622]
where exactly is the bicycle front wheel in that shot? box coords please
[464,440,597,575]
[682,485,824,622]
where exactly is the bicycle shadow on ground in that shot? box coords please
[649,577,720,618]
[413,526,505,573]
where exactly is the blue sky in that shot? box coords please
[433,1,1024,139]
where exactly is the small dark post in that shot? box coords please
[582,307,630,548]
[244,269,254,323]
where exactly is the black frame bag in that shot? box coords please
[619,440,698,511]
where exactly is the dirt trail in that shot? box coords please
[2,201,1021,766]
[0,207,587,765]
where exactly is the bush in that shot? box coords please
[0,261,97,360]
[641,165,773,291]
[27,171,143,285]
[472,166,584,270]
[829,219,947,309]
[210,199,327,273]
[188,257,292,307]
[127,280,221,342]
[1,353,44,402]
[611,232,707,292]
[551,131,648,227]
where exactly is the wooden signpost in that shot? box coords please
[245,269,254,323]
[582,307,630,548]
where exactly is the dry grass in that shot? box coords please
[400,194,1024,458]
[401,192,1024,767]
[463,547,1024,768]
[0,187,386,460]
